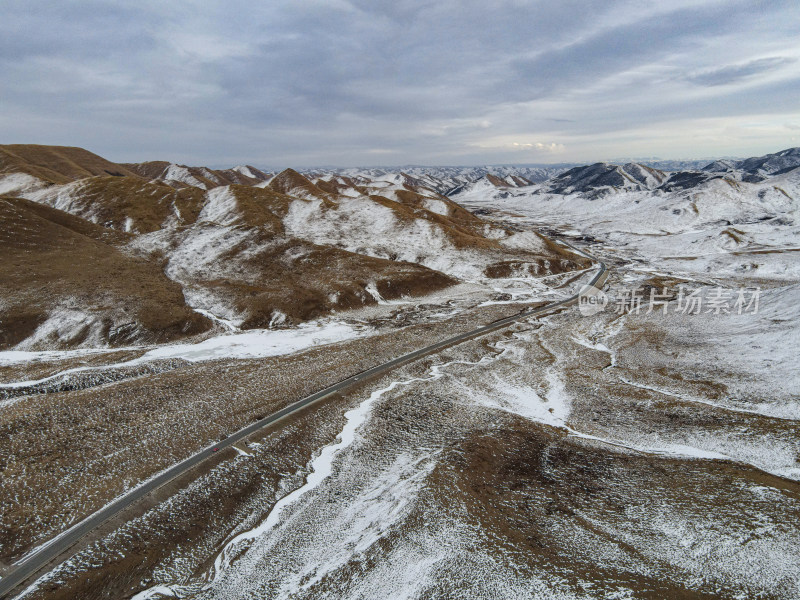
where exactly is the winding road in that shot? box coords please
[0,249,607,599]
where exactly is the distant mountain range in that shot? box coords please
[0,145,588,350]
[1,142,797,350]
[302,148,800,198]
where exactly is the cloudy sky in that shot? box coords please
[2,0,799,167]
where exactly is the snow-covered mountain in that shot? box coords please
[122,160,274,189]
[307,165,569,195]
[3,143,797,350]
[720,147,800,181]
[453,148,800,284]
[540,162,668,197]
[0,146,587,349]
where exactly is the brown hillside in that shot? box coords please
[223,184,296,223]
[186,239,456,329]
[48,176,208,233]
[0,197,210,349]
[509,175,532,187]
[365,193,498,251]
[393,188,485,228]
[217,165,272,185]
[58,182,297,234]
[313,176,371,197]
[148,185,456,327]
[121,161,172,181]
[0,144,139,184]
[268,168,336,205]
[123,162,271,188]
[486,173,510,188]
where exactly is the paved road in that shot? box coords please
[0,252,607,599]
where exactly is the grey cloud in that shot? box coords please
[506,1,776,100]
[686,57,797,87]
[1,0,799,165]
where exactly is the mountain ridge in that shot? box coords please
[0,144,590,350]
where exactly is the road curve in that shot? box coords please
[0,248,607,600]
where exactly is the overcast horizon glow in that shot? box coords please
[1,0,799,168]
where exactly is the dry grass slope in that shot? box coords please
[0,144,590,346]
[0,145,140,184]
[268,168,337,206]
[0,197,210,349]
[64,176,207,233]
[163,186,456,327]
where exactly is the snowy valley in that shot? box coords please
[0,145,799,600]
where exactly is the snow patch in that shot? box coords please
[423,198,449,216]
[133,347,507,597]
[0,321,371,389]
[163,165,206,189]
[365,282,385,303]
[283,195,485,279]
[198,186,238,225]
[268,311,287,328]
[232,165,256,179]
[0,172,48,196]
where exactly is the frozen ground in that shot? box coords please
[0,320,372,390]
[26,290,800,599]
[0,265,584,393]
[6,168,800,599]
